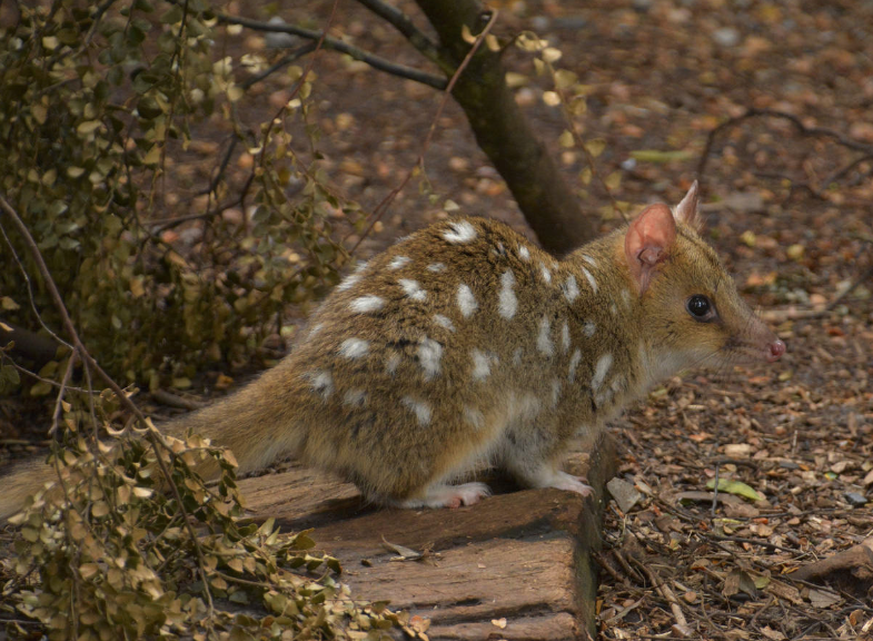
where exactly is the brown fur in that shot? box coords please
[0,183,783,516]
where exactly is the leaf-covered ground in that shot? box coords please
[4,0,873,639]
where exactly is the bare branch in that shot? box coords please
[0,191,217,616]
[240,41,318,90]
[353,0,445,67]
[346,10,499,254]
[698,108,873,182]
[211,11,447,90]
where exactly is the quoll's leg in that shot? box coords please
[502,428,593,498]
[526,466,593,498]
[399,482,492,509]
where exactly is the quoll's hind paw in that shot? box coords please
[401,482,492,509]
[549,471,594,497]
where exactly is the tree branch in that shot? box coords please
[211,11,447,90]
[353,0,445,67]
[697,108,873,183]
[346,8,498,255]
[0,192,217,617]
[413,0,599,254]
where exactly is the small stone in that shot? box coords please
[845,492,868,507]
[713,27,740,47]
[607,477,642,513]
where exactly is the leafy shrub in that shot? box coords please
[2,393,403,639]
[0,0,358,392]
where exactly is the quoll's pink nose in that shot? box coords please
[767,339,786,363]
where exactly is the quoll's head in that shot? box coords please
[623,181,785,372]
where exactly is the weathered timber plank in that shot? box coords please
[433,613,581,641]
[238,432,616,640]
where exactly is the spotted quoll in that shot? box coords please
[0,182,785,517]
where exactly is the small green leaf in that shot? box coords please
[706,478,763,501]
[629,149,693,163]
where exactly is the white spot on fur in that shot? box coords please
[611,375,625,394]
[582,254,597,268]
[457,284,478,318]
[568,349,582,383]
[537,316,554,357]
[305,370,333,398]
[471,349,491,381]
[498,270,517,319]
[349,295,385,313]
[427,262,446,272]
[308,323,323,338]
[418,337,443,381]
[551,378,562,407]
[336,261,368,292]
[399,278,427,302]
[343,389,367,407]
[610,303,617,315]
[591,352,613,392]
[539,263,552,284]
[402,397,432,426]
[621,288,631,308]
[512,347,523,366]
[561,321,570,353]
[518,245,531,261]
[584,322,596,338]
[386,353,401,375]
[443,220,477,243]
[339,338,369,359]
[434,314,455,331]
[582,267,598,294]
[388,255,410,270]
[464,406,485,430]
[562,275,579,303]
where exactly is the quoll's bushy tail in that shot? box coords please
[0,364,308,521]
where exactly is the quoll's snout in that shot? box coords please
[767,339,786,363]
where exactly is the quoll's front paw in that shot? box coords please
[549,471,593,497]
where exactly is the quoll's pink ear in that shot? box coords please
[674,180,703,232]
[624,203,677,294]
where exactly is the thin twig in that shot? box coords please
[210,10,447,90]
[49,351,78,437]
[240,41,319,90]
[547,60,625,223]
[697,108,873,183]
[346,9,499,254]
[825,261,873,312]
[631,557,691,632]
[353,0,444,66]
[0,191,217,618]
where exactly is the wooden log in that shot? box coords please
[238,432,616,640]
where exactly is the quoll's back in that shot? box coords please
[285,217,621,506]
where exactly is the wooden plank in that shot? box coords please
[238,432,616,640]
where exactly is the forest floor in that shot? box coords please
[4,0,873,639]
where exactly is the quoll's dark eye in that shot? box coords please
[686,294,713,319]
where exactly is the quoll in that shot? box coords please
[0,182,785,517]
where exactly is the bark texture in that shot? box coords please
[414,0,599,255]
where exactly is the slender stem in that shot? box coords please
[211,10,447,90]
[353,0,444,66]
[346,10,498,254]
[0,191,216,619]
